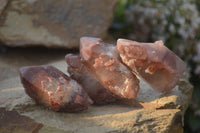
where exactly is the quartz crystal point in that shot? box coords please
[20,66,93,112]
[117,39,186,92]
[80,37,140,99]
[65,53,117,105]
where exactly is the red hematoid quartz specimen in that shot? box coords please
[20,66,93,112]
[80,37,140,99]
[117,39,186,92]
[65,53,117,105]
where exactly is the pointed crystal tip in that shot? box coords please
[80,37,102,49]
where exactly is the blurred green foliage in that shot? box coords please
[110,0,200,132]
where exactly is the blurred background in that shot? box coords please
[109,0,200,132]
[0,0,199,132]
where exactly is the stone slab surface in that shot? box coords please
[0,47,193,133]
[0,0,118,48]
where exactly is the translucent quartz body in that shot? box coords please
[65,54,117,104]
[117,39,186,92]
[20,66,92,112]
[80,37,139,99]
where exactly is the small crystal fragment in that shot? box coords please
[20,66,93,112]
[80,37,140,99]
[117,39,186,92]
[65,53,117,104]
